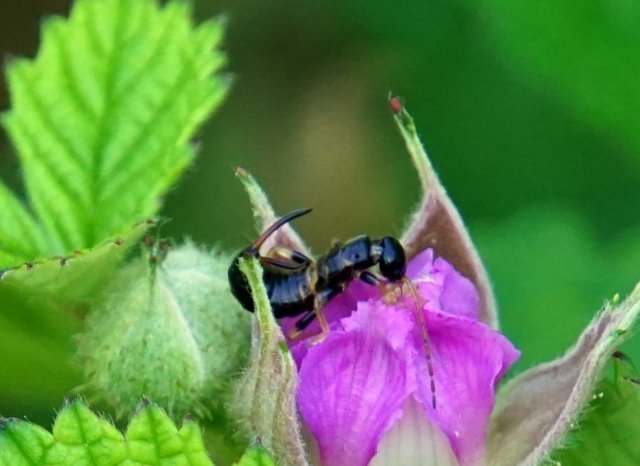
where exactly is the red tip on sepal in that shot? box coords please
[388,94,403,114]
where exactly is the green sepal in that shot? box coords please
[234,168,312,257]
[230,257,308,466]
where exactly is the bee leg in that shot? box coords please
[286,307,329,343]
[359,270,382,287]
[286,287,339,343]
[260,256,304,271]
[308,299,331,345]
[290,250,313,266]
[308,286,342,344]
[286,310,316,340]
[270,246,313,266]
[359,271,400,304]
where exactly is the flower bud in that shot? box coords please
[77,242,250,418]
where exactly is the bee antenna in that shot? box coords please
[401,276,437,409]
[252,208,312,250]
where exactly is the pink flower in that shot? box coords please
[230,98,640,466]
[289,249,519,466]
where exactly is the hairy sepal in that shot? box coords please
[488,283,640,466]
[391,98,498,329]
[230,256,308,466]
[235,167,313,257]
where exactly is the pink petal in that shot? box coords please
[341,301,416,354]
[437,257,481,320]
[297,327,410,466]
[414,311,520,466]
[406,248,436,277]
[407,249,480,320]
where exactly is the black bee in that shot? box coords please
[227,208,437,408]
[228,208,408,336]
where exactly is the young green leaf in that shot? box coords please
[0,183,47,266]
[1,0,229,264]
[0,220,150,314]
[0,0,228,375]
[0,419,52,466]
[548,353,640,465]
[0,399,214,466]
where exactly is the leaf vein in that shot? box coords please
[110,8,179,104]
[16,119,86,250]
[101,56,199,187]
[20,74,91,182]
[3,426,40,466]
[84,0,128,245]
[52,23,99,126]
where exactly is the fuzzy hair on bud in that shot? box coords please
[76,242,250,418]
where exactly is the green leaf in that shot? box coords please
[0,400,214,465]
[236,445,278,466]
[126,402,212,465]
[1,0,229,264]
[548,354,640,465]
[230,257,308,466]
[0,0,228,382]
[0,286,81,417]
[77,242,250,418]
[0,183,47,266]
[0,221,149,413]
[0,220,150,314]
[0,419,52,466]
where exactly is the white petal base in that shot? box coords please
[370,398,460,466]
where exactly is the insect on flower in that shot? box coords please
[228,208,438,407]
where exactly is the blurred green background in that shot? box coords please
[1,0,640,426]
